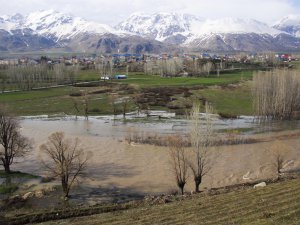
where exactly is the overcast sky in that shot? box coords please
[0,0,299,25]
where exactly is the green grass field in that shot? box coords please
[0,70,254,116]
[193,82,253,116]
[113,71,252,88]
[0,86,118,116]
[44,178,300,225]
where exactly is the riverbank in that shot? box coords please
[2,174,300,225]
[4,117,298,205]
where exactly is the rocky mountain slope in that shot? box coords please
[0,10,175,53]
[273,15,300,38]
[0,10,300,53]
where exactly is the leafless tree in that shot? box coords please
[109,94,119,119]
[159,58,184,77]
[73,99,80,120]
[0,110,32,173]
[168,135,188,195]
[132,93,143,115]
[40,132,91,198]
[268,141,291,179]
[144,60,160,75]
[3,63,79,92]
[203,61,213,76]
[253,69,300,120]
[273,153,284,179]
[121,97,130,119]
[95,58,114,81]
[189,102,214,192]
[0,69,8,93]
[83,92,89,120]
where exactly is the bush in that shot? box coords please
[75,82,101,87]
[69,92,84,97]
[0,183,18,194]
[0,170,38,179]
[41,176,55,183]
[89,108,101,113]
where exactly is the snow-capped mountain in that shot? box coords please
[273,15,300,37]
[0,10,173,53]
[184,32,300,52]
[116,13,300,51]
[0,10,300,53]
[0,13,24,33]
[189,18,282,36]
[181,18,293,51]
[0,10,125,41]
[24,10,124,41]
[117,14,283,41]
[116,12,201,41]
[0,12,57,52]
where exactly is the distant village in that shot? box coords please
[0,52,298,67]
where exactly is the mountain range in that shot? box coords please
[1,10,300,53]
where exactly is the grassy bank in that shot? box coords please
[40,177,300,225]
[0,171,40,194]
[2,177,300,225]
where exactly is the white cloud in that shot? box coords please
[0,0,298,25]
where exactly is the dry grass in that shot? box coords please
[43,178,300,225]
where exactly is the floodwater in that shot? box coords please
[20,111,300,138]
[9,112,300,204]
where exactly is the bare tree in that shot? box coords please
[253,69,300,120]
[83,92,89,120]
[268,141,291,179]
[273,153,284,179]
[168,135,188,195]
[132,93,143,115]
[109,94,119,119]
[159,58,184,77]
[40,132,91,198]
[72,99,80,120]
[189,102,214,192]
[203,61,213,76]
[121,97,130,119]
[0,110,32,173]
[96,58,114,81]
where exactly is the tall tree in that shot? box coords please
[40,132,91,198]
[168,135,188,195]
[0,110,32,173]
[189,102,214,192]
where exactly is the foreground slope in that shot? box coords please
[44,178,300,225]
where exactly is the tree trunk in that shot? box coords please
[178,183,185,195]
[62,179,69,198]
[195,181,200,193]
[194,177,202,193]
[180,186,184,195]
[4,162,10,173]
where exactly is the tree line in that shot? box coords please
[143,58,227,77]
[253,69,300,120]
[0,64,79,92]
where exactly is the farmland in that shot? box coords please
[0,70,253,116]
[2,177,300,225]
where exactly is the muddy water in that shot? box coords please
[11,115,300,204]
[20,113,300,137]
